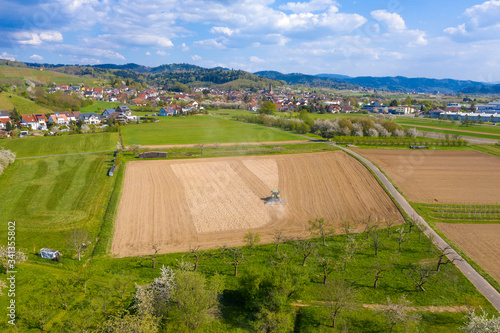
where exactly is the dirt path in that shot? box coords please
[399,123,500,137]
[292,300,469,312]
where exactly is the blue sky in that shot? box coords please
[1,0,499,81]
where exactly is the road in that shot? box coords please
[336,144,500,312]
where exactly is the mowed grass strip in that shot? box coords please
[0,153,115,251]
[0,132,118,157]
[121,115,306,145]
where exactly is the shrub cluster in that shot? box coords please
[0,148,15,175]
[313,117,416,139]
[233,114,311,134]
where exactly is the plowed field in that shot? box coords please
[112,151,403,257]
[436,223,500,284]
[354,149,500,204]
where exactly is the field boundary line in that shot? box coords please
[16,150,114,159]
[336,144,500,312]
[398,123,500,137]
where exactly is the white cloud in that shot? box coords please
[250,56,265,63]
[181,43,189,51]
[193,39,226,49]
[30,54,44,61]
[191,55,201,61]
[279,0,337,14]
[77,57,102,65]
[156,50,167,56]
[49,44,125,60]
[444,0,500,42]
[371,10,406,31]
[12,30,63,46]
[210,26,238,36]
[145,51,151,56]
[0,52,16,61]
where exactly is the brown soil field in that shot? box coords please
[112,151,403,257]
[354,149,500,204]
[436,223,500,284]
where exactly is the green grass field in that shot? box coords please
[0,153,115,251]
[0,65,97,86]
[121,115,306,145]
[79,101,122,113]
[0,92,53,115]
[0,133,118,158]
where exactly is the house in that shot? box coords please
[115,105,131,114]
[158,107,178,116]
[58,111,81,122]
[49,114,70,125]
[131,98,147,106]
[106,112,128,123]
[21,114,38,130]
[395,105,411,114]
[34,114,48,130]
[101,109,116,118]
[78,113,101,124]
[0,110,9,119]
[0,117,11,129]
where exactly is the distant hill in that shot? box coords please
[11,62,284,90]
[460,84,500,94]
[254,71,359,90]
[255,71,487,94]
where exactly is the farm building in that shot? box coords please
[108,165,116,176]
[40,248,61,260]
[138,151,168,158]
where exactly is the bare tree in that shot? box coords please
[243,232,261,256]
[308,218,334,246]
[340,219,357,236]
[379,295,420,333]
[324,278,357,329]
[225,248,245,277]
[431,246,460,272]
[151,243,160,269]
[317,257,337,285]
[363,214,379,240]
[129,144,141,156]
[406,215,418,233]
[383,219,396,236]
[195,143,206,155]
[370,229,385,256]
[67,228,91,261]
[273,229,286,255]
[218,243,229,260]
[189,245,206,272]
[396,227,408,253]
[293,238,317,266]
[407,263,439,292]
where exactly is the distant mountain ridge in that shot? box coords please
[254,71,488,94]
[0,60,494,93]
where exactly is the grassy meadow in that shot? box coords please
[121,115,306,145]
[0,65,97,86]
[0,132,118,158]
[0,153,116,251]
[0,92,53,115]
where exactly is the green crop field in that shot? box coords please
[0,132,118,158]
[121,115,306,145]
[0,92,53,115]
[0,153,115,252]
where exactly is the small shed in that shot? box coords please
[108,164,116,176]
[138,151,168,159]
[40,248,61,261]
